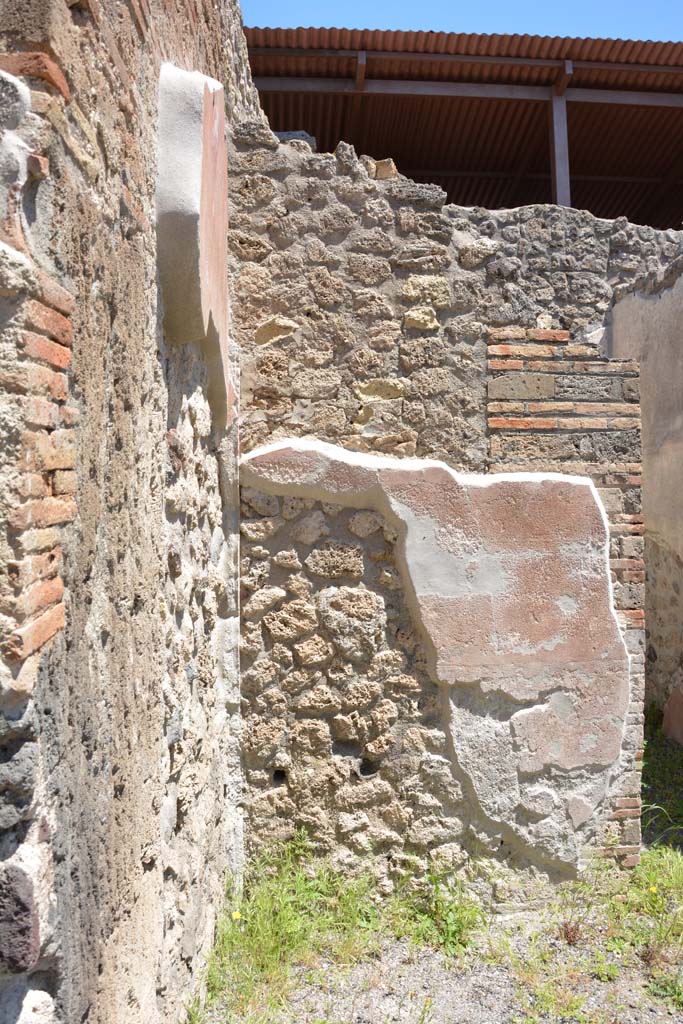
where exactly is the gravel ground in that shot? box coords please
[261,936,683,1024]
[286,941,517,1023]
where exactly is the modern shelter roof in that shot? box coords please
[245,26,683,228]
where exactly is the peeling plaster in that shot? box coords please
[241,438,631,869]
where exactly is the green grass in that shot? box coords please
[189,712,683,1023]
[388,866,482,956]
[647,968,683,1009]
[190,830,482,1023]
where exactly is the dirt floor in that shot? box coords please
[279,932,681,1024]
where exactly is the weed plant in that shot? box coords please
[190,830,482,1022]
[189,708,683,1022]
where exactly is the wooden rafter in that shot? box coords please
[254,76,683,108]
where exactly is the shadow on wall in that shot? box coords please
[608,261,683,736]
[642,704,683,849]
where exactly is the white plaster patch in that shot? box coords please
[156,63,234,428]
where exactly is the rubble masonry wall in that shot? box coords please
[228,127,683,878]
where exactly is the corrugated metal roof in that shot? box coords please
[246,27,683,58]
[245,27,683,227]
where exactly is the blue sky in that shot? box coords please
[243,0,683,42]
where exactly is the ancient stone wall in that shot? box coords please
[229,133,681,469]
[0,3,258,1022]
[1,4,682,1018]
[229,126,683,878]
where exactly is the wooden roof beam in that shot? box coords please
[549,91,571,206]
[254,77,551,100]
[344,51,367,143]
[255,77,683,107]
[565,87,683,106]
[555,60,574,95]
[404,170,681,184]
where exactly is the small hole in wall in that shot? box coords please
[359,758,379,777]
[272,769,287,787]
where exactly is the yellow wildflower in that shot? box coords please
[232,909,242,921]
[650,886,658,894]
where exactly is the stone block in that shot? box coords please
[488,373,555,401]
[0,864,40,973]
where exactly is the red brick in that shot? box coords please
[19,331,71,370]
[23,396,63,429]
[569,402,637,416]
[527,360,575,373]
[526,401,573,413]
[59,405,79,427]
[527,329,570,342]
[610,524,645,537]
[622,609,645,622]
[9,495,77,531]
[622,854,641,868]
[7,548,61,590]
[526,360,637,375]
[610,417,640,429]
[0,52,70,102]
[15,575,64,620]
[5,602,65,661]
[0,364,67,401]
[610,808,641,820]
[34,271,75,316]
[488,343,558,358]
[488,416,557,430]
[487,327,527,341]
[26,153,49,180]
[23,301,73,347]
[87,6,131,88]
[52,470,77,495]
[16,473,49,500]
[487,359,524,371]
[21,430,75,471]
[487,401,525,413]
[615,797,642,809]
[5,654,40,700]
[15,527,62,556]
[588,363,638,375]
[557,417,609,430]
[565,344,604,357]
